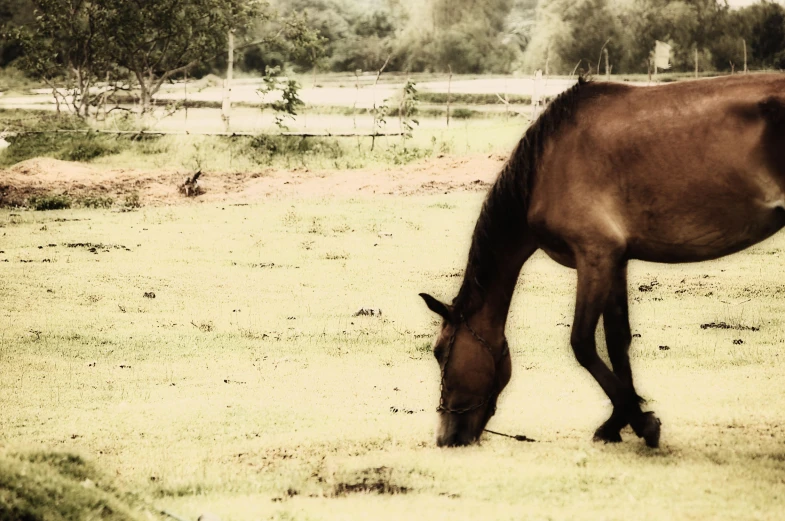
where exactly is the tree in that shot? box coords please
[0,0,34,66]
[102,0,263,113]
[11,0,115,116]
[745,0,785,69]
[522,0,621,74]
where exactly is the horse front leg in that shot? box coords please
[593,263,650,443]
[571,249,661,448]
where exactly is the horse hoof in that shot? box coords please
[593,425,623,443]
[633,412,661,448]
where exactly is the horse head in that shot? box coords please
[420,293,511,447]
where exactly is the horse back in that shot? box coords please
[529,74,785,264]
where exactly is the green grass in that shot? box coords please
[0,132,123,167]
[418,92,533,105]
[1,193,784,520]
[0,66,40,95]
[0,108,528,172]
[0,451,147,521]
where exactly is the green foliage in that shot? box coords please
[392,0,520,73]
[5,0,785,82]
[0,109,86,133]
[399,80,419,139]
[745,1,785,69]
[0,66,37,93]
[451,107,475,119]
[60,137,120,162]
[10,0,115,117]
[381,143,430,165]
[0,132,123,167]
[246,134,342,163]
[28,194,72,210]
[122,192,142,210]
[279,0,395,72]
[103,0,248,111]
[418,92,532,105]
[519,0,785,74]
[0,451,145,521]
[79,196,115,209]
[0,0,34,67]
[258,66,305,129]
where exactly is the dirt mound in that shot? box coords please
[0,158,184,206]
[0,154,507,206]
[0,451,146,521]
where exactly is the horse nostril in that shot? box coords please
[437,431,474,448]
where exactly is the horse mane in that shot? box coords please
[452,76,593,316]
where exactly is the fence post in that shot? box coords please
[221,29,234,132]
[694,47,698,78]
[447,65,452,128]
[743,39,748,74]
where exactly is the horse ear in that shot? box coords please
[419,293,452,321]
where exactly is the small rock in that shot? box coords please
[354,307,382,317]
[574,451,588,467]
[143,292,155,298]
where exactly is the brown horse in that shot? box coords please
[420,73,785,448]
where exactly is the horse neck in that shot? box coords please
[454,223,536,345]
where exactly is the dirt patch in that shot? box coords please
[0,154,506,206]
[332,466,410,496]
[0,158,182,207]
[700,322,760,332]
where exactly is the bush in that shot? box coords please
[245,135,343,164]
[60,137,120,162]
[121,192,141,210]
[0,131,123,167]
[28,194,72,210]
[381,145,430,165]
[418,92,532,105]
[451,108,475,120]
[80,196,114,209]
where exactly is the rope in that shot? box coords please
[484,428,537,442]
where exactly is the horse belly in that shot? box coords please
[628,204,785,263]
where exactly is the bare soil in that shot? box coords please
[0,154,507,206]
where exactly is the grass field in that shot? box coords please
[1,189,784,520]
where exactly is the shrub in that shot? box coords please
[80,196,114,209]
[28,194,72,210]
[121,192,141,210]
[419,92,532,105]
[59,136,120,162]
[245,135,342,164]
[0,131,123,167]
[381,145,430,165]
[451,108,475,119]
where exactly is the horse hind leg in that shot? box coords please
[571,249,661,448]
[593,264,648,443]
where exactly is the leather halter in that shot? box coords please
[436,317,509,415]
